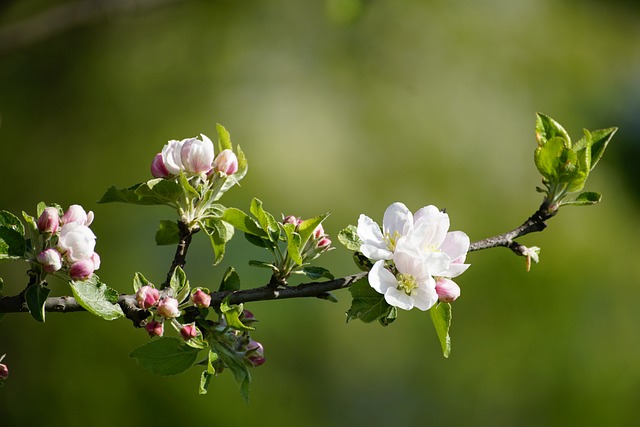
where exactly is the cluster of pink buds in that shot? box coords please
[35,205,101,281]
[150,134,238,179]
[137,285,212,342]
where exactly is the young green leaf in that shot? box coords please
[220,298,255,332]
[0,210,25,236]
[199,350,218,395]
[588,127,617,171]
[249,199,280,242]
[201,218,235,265]
[216,123,233,152]
[346,277,394,324]
[301,265,334,280]
[338,224,361,251]
[430,302,452,358]
[219,267,241,292]
[535,112,571,147]
[283,226,303,266]
[130,337,201,376]
[155,220,180,246]
[298,214,329,249]
[132,272,151,292]
[25,283,51,323]
[221,208,267,237]
[99,179,183,206]
[169,266,190,303]
[69,276,124,321]
[563,191,602,206]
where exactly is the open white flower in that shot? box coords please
[181,134,215,175]
[357,202,414,261]
[368,246,438,311]
[57,222,96,263]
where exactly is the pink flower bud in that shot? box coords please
[90,252,101,270]
[180,323,199,341]
[435,278,460,302]
[245,339,265,367]
[241,309,254,320]
[150,153,170,178]
[58,223,96,263]
[157,297,181,318]
[136,285,160,309]
[61,204,93,226]
[191,289,211,308]
[282,215,302,227]
[37,248,62,273]
[0,363,8,380]
[213,149,238,175]
[181,134,215,174]
[37,207,59,234]
[317,237,331,248]
[69,259,95,280]
[313,224,325,239]
[145,321,164,337]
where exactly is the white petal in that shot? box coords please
[394,248,430,281]
[440,231,470,261]
[412,284,438,311]
[357,215,392,260]
[382,202,413,238]
[368,260,397,294]
[422,251,451,277]
[444,262,470,278]
[413,206,450,248]
[384,288,414,310]
[361,244,393,261]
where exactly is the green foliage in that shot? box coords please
[155,220,180,246]
[99,179,183,207]
[346,277,396,325]
[430,302,452,358]
[533,113,616,209]
[169,266,190,303]
[69,276,124,321]
[25,283,50,323]
[130,337,201,376]
[338,224,361,251]
[132,272,151,292]
[0,210,26,261]
[219,267,241,292]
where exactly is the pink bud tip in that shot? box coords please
[145,321,164,337]
[180,323,199,341]
[136,285,160,309]
[191,289,211,308]
[151,153,170,178]
[37,207,60,234]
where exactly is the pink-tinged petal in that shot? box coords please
[440,231,470,261]
[161,139,185,175]
[368,260,397,294]
[413,206,450,248]
[412,284,438,311]
[394,249,430,282]
[422,252,451,277]
[382,202,413,237]
[384,288,414,310]
[436,278,461,302]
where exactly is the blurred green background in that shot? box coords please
[1,0,640,425]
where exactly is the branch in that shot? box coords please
[0,201,559,317]
[0,0,184,55]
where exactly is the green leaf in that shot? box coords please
[249,199,279,242]
[169,267,190,303]
[248,260,276,269]
[221,208,267,237]
[216,123,233,152]
[130,337,200,376]
[301,265,334,280]
[534,136,566,181]
[338,224,361,251]
[535,112,571,147]
[566,145,590,193]
[25,283,51,322]
[155,220,180,246]
[430,302,452,358]
[298,214,329,249]
[199,350,218,395]
[0,210,25,236]
[209,336,252,403]
[563,191,602,206]
[244,233,275,250]
[346,277,394,324]
[177,171,199,200]
[219,267,241,292]
[283,226,303,266]
[98,179,183,206]
[69,276,123,321]
[588,127,617,171]
[0,220,26,260]
[201,218,235,265]
[220,298,254,332]
[132,272,151,292]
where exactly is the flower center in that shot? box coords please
[397,273,418,296]
[385,230,402,252]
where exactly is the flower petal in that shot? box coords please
[368,260,397,294]
[413,205,450,248]
[382,202,413,238]
[440,231,470,262]
[412,283,438,311]
[358,214,392,260]
[384,287,414,310]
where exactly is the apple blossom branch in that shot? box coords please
[0,202,556,319]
